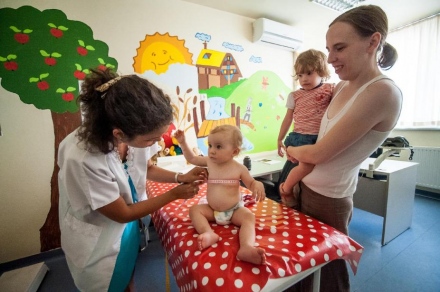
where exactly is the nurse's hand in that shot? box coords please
[171,180,205,200]
[179,167,208,183]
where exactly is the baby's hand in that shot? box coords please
[173,130,185,144]
[251,180,266,202]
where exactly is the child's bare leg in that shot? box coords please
[189,204,219,249]
[283,162,314,192]
[280,162,315,208]
[232,208,266,265]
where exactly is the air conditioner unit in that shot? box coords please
[252,18,304,51]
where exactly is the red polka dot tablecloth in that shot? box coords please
[147,181,363,292]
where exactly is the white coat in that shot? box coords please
[58,130,158,291]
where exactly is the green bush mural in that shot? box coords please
[0,5,118,251]
[0,5,117,113]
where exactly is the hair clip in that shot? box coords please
[95,76,124,98]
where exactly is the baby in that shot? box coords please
[174,125,266,265]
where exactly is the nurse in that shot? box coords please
[58,68,207,291]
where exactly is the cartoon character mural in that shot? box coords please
[133,32,193,74]
[0,5,118,251]
[133,31,290,156]
[243,97,253,122]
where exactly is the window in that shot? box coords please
[385,14,440,129]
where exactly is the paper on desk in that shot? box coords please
[255,158,281,165]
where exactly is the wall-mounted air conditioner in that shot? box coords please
[252,18,304,51]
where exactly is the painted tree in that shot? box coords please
[0,6,118,251]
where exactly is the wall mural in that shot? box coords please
[133,32,290,157]
[0,5,118,251]
[0,5,291,252]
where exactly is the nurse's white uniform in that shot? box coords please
[58,130,158,291]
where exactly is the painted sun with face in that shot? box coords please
[133,32,193,74]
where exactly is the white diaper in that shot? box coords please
[213,201,244,225]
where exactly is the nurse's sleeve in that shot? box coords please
[82,154,121,210]
[131,143,159,202]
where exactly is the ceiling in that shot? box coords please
[182,0,440,50]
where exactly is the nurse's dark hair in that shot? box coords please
[329,5,398,70]
[77,68,173,153]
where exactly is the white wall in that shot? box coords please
[0,0,295,262]
[0,92,54,262]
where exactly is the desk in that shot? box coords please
[246,154,286,177]
[356,158,418,245]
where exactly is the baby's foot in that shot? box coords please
[237,246,266,265]
[197,231,219,250]
[279,183,296,208]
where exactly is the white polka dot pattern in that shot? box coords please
[147,181,363,291]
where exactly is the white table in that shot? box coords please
[355,158,418,245]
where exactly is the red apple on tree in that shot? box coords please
[15,33,29,44]
[97,58,116,71]
[48,23,68,38]
[40,50,61,66]
[4,61,18,71]
[73,70,86,79]
[10,26,32,44]
[50,28,63,38]
[45,57,57,66]
[62,92,75,101]
[29,73,50,91]
[77,47,87,56]
[77,40,95,56]
[37,81,49,90]
[73,64,89,80]
[1,55,19,71]
[56,87,76,102]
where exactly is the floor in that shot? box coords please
[1,191,439,292]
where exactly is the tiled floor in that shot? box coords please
[1,192,439,292]
[349,192,440,292]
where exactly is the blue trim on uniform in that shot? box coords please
[108,163,140,291]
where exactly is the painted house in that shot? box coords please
[196,42,242,89]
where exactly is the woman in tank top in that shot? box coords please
[285,5,403,292]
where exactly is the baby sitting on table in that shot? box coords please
[174,125,266,265]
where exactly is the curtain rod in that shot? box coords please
[391,12,440,32]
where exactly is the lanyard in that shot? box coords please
[123,163,138,203]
